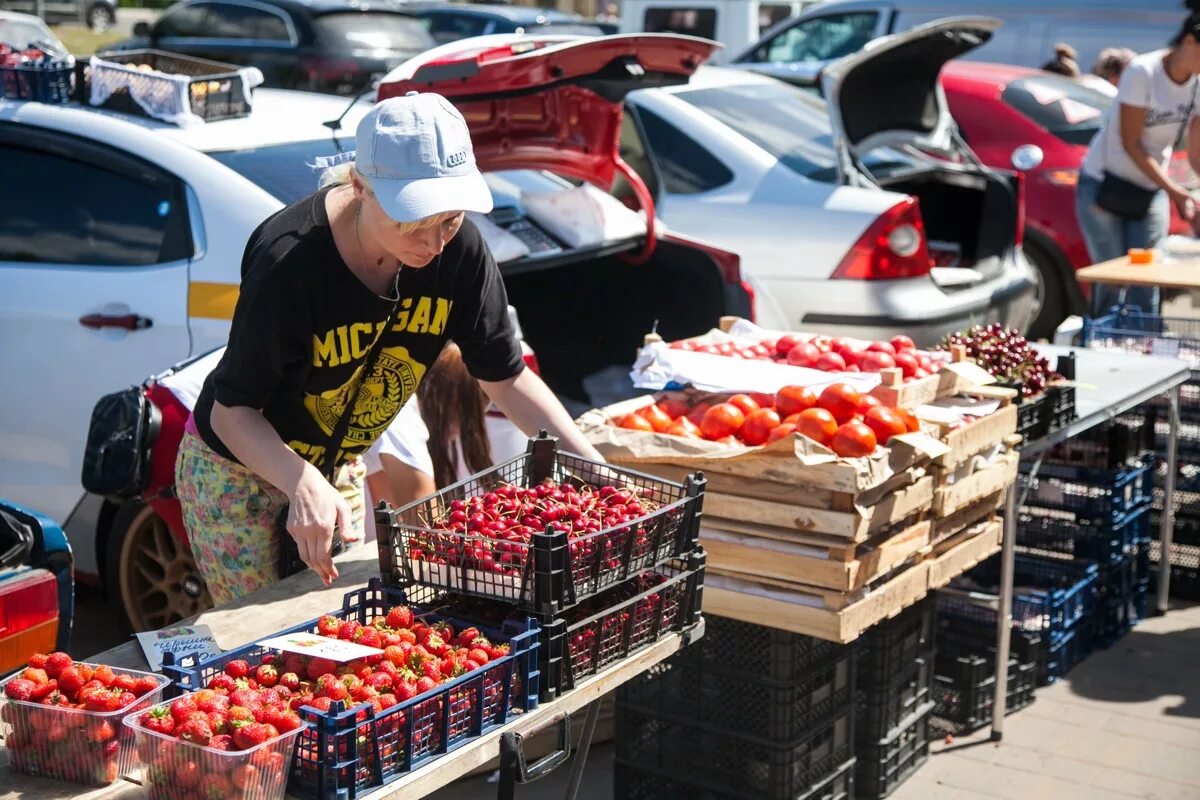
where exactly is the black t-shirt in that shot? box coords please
[192,186,524,470]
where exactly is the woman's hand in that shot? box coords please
[1170,186,1197,223]
[287,464,353,585]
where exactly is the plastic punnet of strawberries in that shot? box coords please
[411,480,666,585]
[0,652,168,785]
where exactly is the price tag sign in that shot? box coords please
[136,625,221,671]
[255,633,384,663]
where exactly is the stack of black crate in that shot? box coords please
[615,614,857,800]
[1151,386,1200,602]
[853,596,936,799]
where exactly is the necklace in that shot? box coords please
[355,204,403,302]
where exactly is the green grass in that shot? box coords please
[50,24,125,56]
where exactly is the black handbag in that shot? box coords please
[1097,81,1197,220]
[276,297,398,579]
[81,385,161,498]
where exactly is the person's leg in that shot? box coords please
[176,431,287,605]
[1075,174,1129,314]
[1119,190,1169,313]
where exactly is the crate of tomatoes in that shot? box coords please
[0,654,171,786]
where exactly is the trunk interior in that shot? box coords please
[503,240,729,404]
[877,166,1017,274]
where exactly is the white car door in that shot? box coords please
[0,127,193,525]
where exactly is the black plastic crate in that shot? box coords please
[1017,503,1149,565]
[855,702,935,800]
[1146,535,1200,601]
[539,552,704,702]
[857,655,934,744]
[619,646,854,742]
[1149,508,1200,547]
[1019,462,1152,523]
[931,653,1036,736]
[681,613,847,684]
[378,434,704,613]
[82,50,251,122]
[1047,383,1077,434]
[613,757,856,800]
[1044,408,1155,469]
[1,57,72,103]
[1041,625,1091,685]
[1014,391,1050,445]
[615,703,854,800]
[162,580,538,800]
[940,555,1098,644]
[857,595,935,689]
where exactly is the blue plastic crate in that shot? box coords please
[0,58,73,103]
[941,555,1098,644]
[163,579,539,800]
[1040,625,1091,685]
[1083,307,1200,370]
[1019,462,1152,523]
[1017,503,1150,565]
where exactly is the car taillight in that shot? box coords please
[0,570,59,674]
[832,198,932,280]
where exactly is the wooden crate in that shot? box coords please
[702,519,1002,643]
[932,451,1019,517]
[921,402,1019,469]
[699,518,932,593]
[932,489,1006,539]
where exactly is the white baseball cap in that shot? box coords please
[355,92,493,223]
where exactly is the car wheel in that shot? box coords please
[104,502,212,633]
[87,4,115,33]
[1024,239,1067,340]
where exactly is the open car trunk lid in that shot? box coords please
[821,17,1000,185]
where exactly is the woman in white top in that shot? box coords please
[1077,9,1200,314]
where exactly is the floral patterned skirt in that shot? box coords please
[175,431,365,606]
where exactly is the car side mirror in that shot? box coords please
[1011,144,1044,172]
[133,21,151,37]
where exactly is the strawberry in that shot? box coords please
[140,705,174,736]
[281,654,305,675]
[179,714,214,745]
[207,673,239,694]
[228,688,260,709]
[306,657,337,681]
[102,738,120,760]
[354,627,382,649]
[381,631,403,649]
[337,620,362,641]
[316,615,341,637]
[196,689,231,714]
[352,685,379,703]
[175,761,202,789]
[29,678,58,702]
[93,664,116,687]
[26,653,49,670]
[366,672,393,692]
[5,678,36,701]
[56,665,85,699]
[394,680,417,702]
[83,687,123,712]
[87,720,117,743]
[228,705,256,728]
[134,675,160,697]
[317,676,349,702]
[116,690,137,709]
[44,652,72,678]
[420,659,442,682]
[468,648,491,665]
[378,693,398,709]
[423,633,449,657]
[272,710,304,734]
[430,621,455,642]
[231,763,259,789]
[338,674,363,695]
[224,660,251,679]
[41,690,71,708]
[170,694,199,723]
[20,667,48,684]
[416,676,436,694]
[210,734,236,751]
[385,606,414,630]
[254,664,279,688]
[76,663,96,683]
[112,673,137,692]
[250,748,286,771]
[455,627,482,647]
[233,722,276,750]
[308,696,334,713]
[384,645,406,666]
[278,672,301,692]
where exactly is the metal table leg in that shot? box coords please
[564,701,601,800]
[990,485,1018,742]
[1159,385,1180,614]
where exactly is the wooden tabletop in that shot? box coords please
[0,543,693,800]
[1075,254,1200,290]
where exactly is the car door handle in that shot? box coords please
[79,313,154,331]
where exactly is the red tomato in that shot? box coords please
[867,341,896,356]
[767,422,798,444]
[637,403,673,433]
[701,403,746,439]
[858,351,897,373]
[812,336,833,353]
[697,344,719,355]
[796,408,839,445]
[749,392,776,410]
[831,421,878,458]
[845,364,861,372]
[783,412,804,426]
[752,344,772,358]
[686,402,712,426]
[717,342,737,356]
[776,385,817,417]
[912,368,930,379]
[895,407,921,433]
[857,394,883,414]
[786,342,822,368]
[658,397,689,420]
[840,349,859,367]
[728,394,761,416]
[890,335,916,352]
[737,347,760,359]
[815,351,848,372]
[818,383,862,424]
[715,435,741,446]
[829,337,854,355]
[666,417,702,439]
[741,408,782,446]
[775,334,802,358]
[893,352,919,379]
[617,414,654,432]
[863,407,908,444]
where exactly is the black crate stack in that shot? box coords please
[1151,386,1200,601]
[615,614,856,800]
[854,597,937,799]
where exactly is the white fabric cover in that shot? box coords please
[88,56,263,126]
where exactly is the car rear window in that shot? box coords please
[315,12,434,52]
[538,22,606,35]
[643,8,717,39]
[207,139,355,204]
[1002,76,1110,146]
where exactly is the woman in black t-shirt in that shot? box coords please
[177,92,604,605]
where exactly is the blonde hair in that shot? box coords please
[319,161,460,234]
